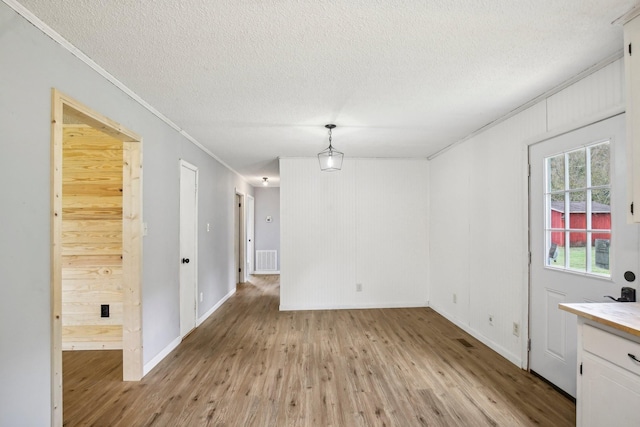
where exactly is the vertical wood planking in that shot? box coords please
[280,158,429,310]
[547,59,624,132]
[428,58,626,368]
[280,158,357,309]
[354,159,429,304]
[428,142,472,324]
[467,104,546,362]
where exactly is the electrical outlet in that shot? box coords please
[200,292,203,302]
[101,304,110,318]
[453,293,457,303]
[513,322,520,337]
[206,223,210,232]
[356,283,363,292]
[488,314,494,326]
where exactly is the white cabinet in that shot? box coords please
[576,322,640,426]
[624,12,640,222]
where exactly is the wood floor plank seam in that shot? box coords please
[62,275,574,426]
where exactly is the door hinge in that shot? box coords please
[527,339,531,352]
[632,202,634,215]
[238,267,241,273]
[580,362,583,375]
[239,203,242,208]
[528,251,532,265]
[527,163,531,177]
[630,43,633,56]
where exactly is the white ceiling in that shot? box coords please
[17,0,639,186]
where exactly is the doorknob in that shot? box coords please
[182,258,190,264]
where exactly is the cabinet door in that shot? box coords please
[581,352,640,426]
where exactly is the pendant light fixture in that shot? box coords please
[262,177,269,186]
[318,124,343,172]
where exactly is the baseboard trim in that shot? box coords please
[143,288,236,376]
[429,303,523,368]
[143,336,181,376]
[197,288,236,326]
[253,270,280,275]
[279,301,428,311]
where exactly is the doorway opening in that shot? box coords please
[235,192,245,285]
[246,194,255,276]
[51,89,142,425]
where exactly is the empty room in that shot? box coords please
[2,1,640,426]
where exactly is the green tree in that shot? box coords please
[547,143,610,206]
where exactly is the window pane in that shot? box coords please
[568,149,586,189]
[568,191,586,230]
[590,143,610,187]
[548,154,565,192]
[549,193,565,229]
[591,189,610,230]
[543,141,610,277]
[568,237,586,271]
[592,234,611,275]
[548,231,565,266]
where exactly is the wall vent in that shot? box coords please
[256,250,278,271]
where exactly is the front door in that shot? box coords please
[179,160,198,338]
[529,114,639,397]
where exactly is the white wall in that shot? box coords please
[429,58,625,367]
[254,187,280,270]
[280,158,429,310]
[0,3,252,425]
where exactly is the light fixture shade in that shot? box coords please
[318,123,344,171]
[318,147,344,171]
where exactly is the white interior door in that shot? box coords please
[246,195,255,275]
[180,160,198,338]
[529,114,639,397]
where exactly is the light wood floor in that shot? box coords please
[63,275,575,426]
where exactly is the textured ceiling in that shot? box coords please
[16,0,639,186]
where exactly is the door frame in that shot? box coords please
[235,190,246,283]
[51,89,143,426]
[527,113,632,397]
[179,159,199,338]
[525,109,626,371]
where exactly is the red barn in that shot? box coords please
[550,201,610,247]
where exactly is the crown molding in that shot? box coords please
[2,0,247,183]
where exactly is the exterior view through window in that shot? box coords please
[544,141,611,276]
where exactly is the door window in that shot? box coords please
[544,141,611,276]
